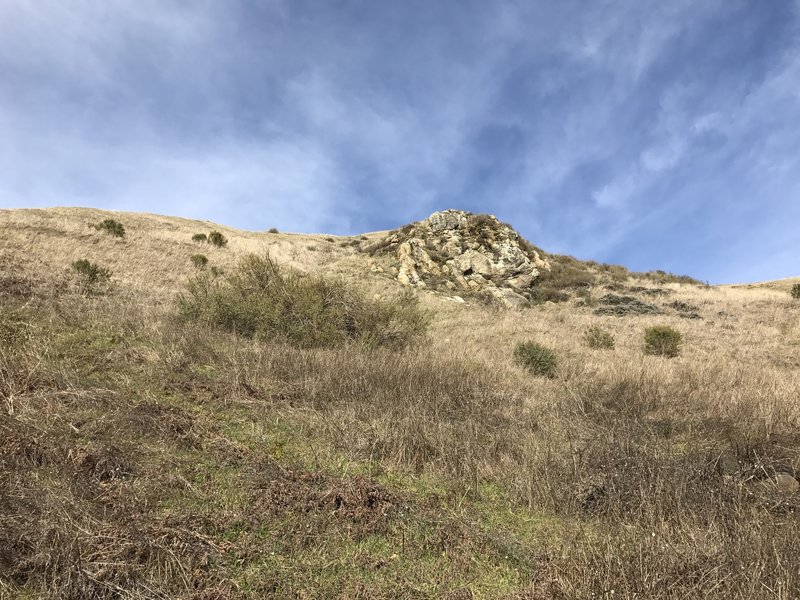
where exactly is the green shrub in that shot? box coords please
[644,325,682,358]
[514,341,557,377]
[190,254,208,269]
[192,233,208,243]
[791,283,800,299]
[178,254,429,349]
[208,230,228,248]
[267,228,279,234]
[584,325,615,349]
[71,259,111,294]
[92,218,125,238]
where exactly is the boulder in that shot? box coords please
[367,210,549,308]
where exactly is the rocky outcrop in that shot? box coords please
[367,210,549,308]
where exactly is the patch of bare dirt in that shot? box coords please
[68,445,134,482]
[253,461,406,535]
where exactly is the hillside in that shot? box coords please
[729,276,800,293]
[2,206,800,599]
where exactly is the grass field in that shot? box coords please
[1,207,799,599]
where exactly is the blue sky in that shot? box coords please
[1,1,799,283]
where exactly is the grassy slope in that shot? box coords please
[729,276,800,293]
[2,207,800,599]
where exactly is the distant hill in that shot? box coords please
[0,206,706,305]
[728,276,800,292]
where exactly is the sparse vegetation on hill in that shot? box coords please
[513,340,557,377]
[584,325,615,349]
[190,253,208,269]
[530,255,596,303]
[1,206,799,599]
[208,230,228,248]
[91,218,126,238]
[644,325,683,357]
[71,258,111,294]
[178,254,429,349]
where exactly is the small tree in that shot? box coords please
[190,254,208,269]
[192,233,208,243]
[514,341,557,377]
[791,283,800,299]
[208,230,228,248]
[644,325,682,358]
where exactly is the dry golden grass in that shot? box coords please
[0,207,378,295]
[1,206,799,598]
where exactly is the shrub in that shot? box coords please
[192,233,208,243]
[530,258,596,304]
[791,283,800,299]
[71,259,111,293]
[267,228,279,234]
[92,218,125,238]
[644,325,682,358]
[514,341,557,377]
[584,325,615,349]
[190,254,208,269]
[177,254,429,349]
[633,269,703,286]
[208,230,228,248]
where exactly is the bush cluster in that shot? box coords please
[791,283,800,299]
[208,230,228,248]
[178,254,429,349]
[71,259,111,294]
[530,257,596,304]
[514,340,557,377]
[92,218,125,238]
[190,254,208,269]
[644,325,682,358]
[191,230,228,248]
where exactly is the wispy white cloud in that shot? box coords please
[0,0,798,281]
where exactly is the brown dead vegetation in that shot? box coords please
[1,207,799,598]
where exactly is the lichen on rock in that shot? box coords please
[367,210,549,308]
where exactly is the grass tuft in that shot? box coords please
[584,325,615,349]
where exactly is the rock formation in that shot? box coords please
[367,210,550,308]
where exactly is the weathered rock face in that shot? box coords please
[368,210,549,308]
